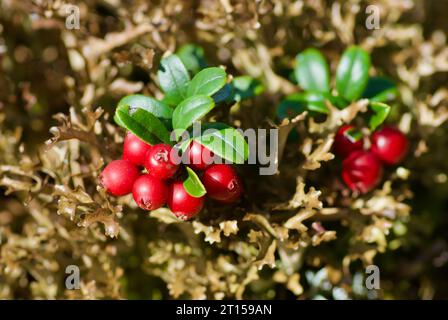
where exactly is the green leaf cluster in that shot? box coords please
[279,46,396,130]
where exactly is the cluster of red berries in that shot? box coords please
[334,125,409,193]
[100,133,243,220]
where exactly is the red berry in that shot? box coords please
[144,144,179,180]
[123,132,152,166]
[370,126,408,165]
[167,181,204,220]
[100,160,140,196]
[342,151,382,194]
[334,125,363,158]
[132,174,168,211]
[202,164,243,204]
[186,140,215,171]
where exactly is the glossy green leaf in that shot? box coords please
[362,76,397,102]
[183,167,207,198]
[176,44,207,75]
[115,105,171,145]
[303,91,329,114]
[294,48,330,92]
[336,46,371,102]
[117,94,173,119]
[172,95,215,139]
[193,123,248,164]
[231,76,265,102]
[157,54,190,105]
[369,101,391,131]
[187,67,227,97]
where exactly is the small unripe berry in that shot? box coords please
[167,181,204,220]
[334,125,363,158]
[145,144,179,180]
[342,150,382,194]
[202,164,243,204]
[132,174,168,211]
[123,132,152,166]
[186,140,214,171]
[370,126,408,165]
[100,160,140,196]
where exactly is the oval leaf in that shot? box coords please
[172,95,215,139]
[183,167,207,198]
[176,44,207,75]
[294,48,330,92]
[194,123,248,164]
[115,105,171,145]
[117,94,173,119]
[369,101,391,131]
[231,76,265,102]
[303,91,329,114]
[336,46,371,102]
[158,54,190,105]
[187,67,227,97]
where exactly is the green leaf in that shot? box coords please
[362,76,397,102]
[212,83,233,104]
[176,44,207,75]
[194,123,248,164]
[277,93,307,120]
[114,112,126,128]
[369,101,391,131]
[117,94,173,119]
[294,48,330,92]
[115,105,171,145]
[336,46,371,102]
[231,76,265,102]
[187,67,227,97]
[172,95,215,139]
[157,54,190,105]
[303,91,329,114]
[277,91,346,119]
[183,167,207,198]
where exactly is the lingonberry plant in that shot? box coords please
[278,46,409,193]
[100,47,262,219]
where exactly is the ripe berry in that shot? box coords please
[123,132,152,166]
[342,150,382,194]
[186,140,215,171]
[132,174,168,211]
[202,164,243,204]
[100,160,140,196]
[334,125,363,158]
[167,181,205,220]
[370,126,408,165]
[145,144,179,180]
